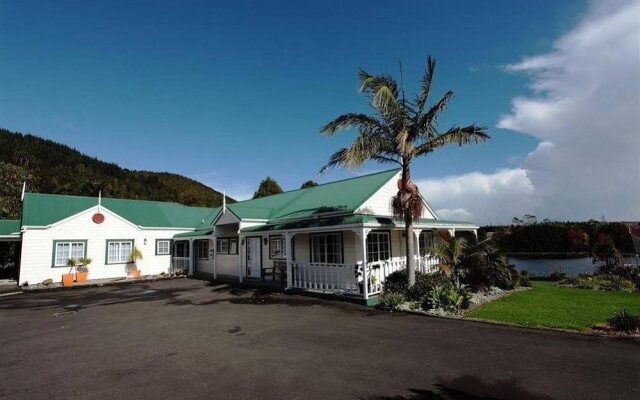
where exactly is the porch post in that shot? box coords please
[285,232,293,289]
[188,239,194,276]
[413,229,422,271]
[238,235,244,283]
[360,227,369,300]
[212,232,217,280]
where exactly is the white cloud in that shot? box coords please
[421,0,640,224]
[417,169,535,225]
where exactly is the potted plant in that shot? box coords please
[75,257,92,283]
[62,259,76,287]
[127,247,143,278]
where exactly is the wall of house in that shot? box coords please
[214,224,240,276]
[19,206,191,285]
[356,172,437,219]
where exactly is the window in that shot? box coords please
[419,231,435,255]
[106,240,133,264]
[197,240,209,260]
[310,232,343,264]
[53,241,86,267]
[156,240,171,255]
[216,238,229,254]
[269,235,286,259]
[175,241,187,257]
[229,238,238,255]
[367,231,390,262]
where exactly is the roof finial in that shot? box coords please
[223,190,226,214]
[98,190,102,212]
[21,181,26,201]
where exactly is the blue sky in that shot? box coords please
[6,1,637,225]
[0,0,586,200]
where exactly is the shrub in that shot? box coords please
[382,270,451,301]
[519,270,531,287]
[549,266,566,281]
[557,274,636,292]
[422,283,470,313]
[377,292,407,312]
[608,309,640,331]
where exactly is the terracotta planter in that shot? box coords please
[62,273,74,287]
[128,270,141,278]
[76,272,88,283]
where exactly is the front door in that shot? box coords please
[246,237,261,278]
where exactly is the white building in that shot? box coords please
[1,169,477,302]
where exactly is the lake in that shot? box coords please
[508,256,640,276]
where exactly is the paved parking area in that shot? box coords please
[0,278,638,400]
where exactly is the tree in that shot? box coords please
[253,177,283,199]
[300,180,319,189]
[0,161,40,219]
[319,56,489,286]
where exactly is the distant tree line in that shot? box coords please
[480,217,636,255]
[0,128,233,219]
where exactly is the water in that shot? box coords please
[508,256,640,277]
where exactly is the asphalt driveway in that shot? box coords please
[0,278,638,400]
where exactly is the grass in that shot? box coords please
[467,280,640,331]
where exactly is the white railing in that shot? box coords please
[367,255,441,296]
[289,254,441,297]
[171,257,189,274]
[291,262,359,293]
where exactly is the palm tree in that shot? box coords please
[320,56,490,286]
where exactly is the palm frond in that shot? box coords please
[415,124,490,155]
[320,113,386,136]
[416,90,454,136]
[318,133,394,173]
[358,69,403,118]
[415,55,436,114]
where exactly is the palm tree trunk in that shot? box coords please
[402,161,416,287]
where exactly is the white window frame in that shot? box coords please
[53,241,86,267]
[156,240,171,255]
[106,240,134,264]
[197,240,209,260]
[229,238,238,255]
[367,231,391,262]
[269,235,286,259]
[310,232,343,264]
[217,238,229,254]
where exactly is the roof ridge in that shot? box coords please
[230,168,401,206]
[25,192,215,211]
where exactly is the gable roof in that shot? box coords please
[219,168,400,222]
[21,193,214,228]
[0,220,21,236]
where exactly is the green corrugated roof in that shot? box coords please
[240,214,477,233]
[22,193,214,228]
[174,228,214,238]
[0,220,21,235]
[223,168,400,221]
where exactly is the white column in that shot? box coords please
[188,239,194,276]
[212,233,217,280]
[448,228,456,237]
[285,232,293,289]
[360,227,369,300]
[238,235,244,283]
[413,229,422,271]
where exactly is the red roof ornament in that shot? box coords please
[92,213,105,224]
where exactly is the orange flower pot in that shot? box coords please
[62,273,74,287]
[128,270,141,278]
[76,272,88,283]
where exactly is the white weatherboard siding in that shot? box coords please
[19,206,191,285]
[356,171,437,219]
[214,224,240,276]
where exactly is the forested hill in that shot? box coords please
[0,128,234,219]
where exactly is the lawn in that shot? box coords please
[467,280,640,331]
